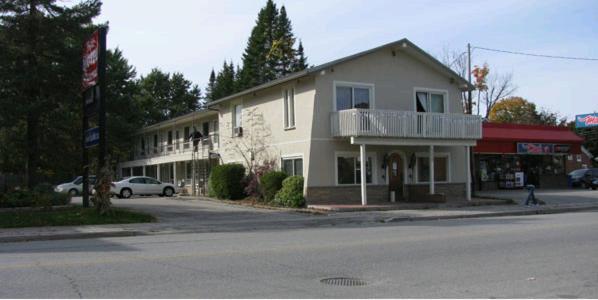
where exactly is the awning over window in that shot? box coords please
[474,122,584,154]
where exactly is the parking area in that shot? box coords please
[477,188,598,205]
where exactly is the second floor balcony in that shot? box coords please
[331,109,482,140]
[133,133,219,161]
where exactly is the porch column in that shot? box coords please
[429,145,435,195]
[173,162,178,186]
[142,166,146,176]
[157,164,161,181]
[360,143,368,206]
[466,146,471,201]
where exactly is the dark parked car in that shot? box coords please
[568,168,598,189]
[591,178,598,190]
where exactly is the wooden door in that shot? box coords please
[388,153,403,201]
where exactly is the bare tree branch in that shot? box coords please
[483,72,517,118]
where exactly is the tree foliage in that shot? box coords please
[206,0,308,101]
[0,0,102,186]
[0,0,203,186]
[488,97,566,126]
[136,69,202,126]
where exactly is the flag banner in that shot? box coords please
[82,30,99,91]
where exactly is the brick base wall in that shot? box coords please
[406,183,465,202]
[306,185,389,205]
[306,183,467,205]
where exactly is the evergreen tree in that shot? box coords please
[238,0,278,90]
[271,5,296,76]
[205,69,216,102]
[206,0,308,98]
[293,40,308,72]
[0,0,101,186]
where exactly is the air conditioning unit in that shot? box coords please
[233,126,243,137]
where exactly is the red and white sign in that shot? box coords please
[82,30,99,90]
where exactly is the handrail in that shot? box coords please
[331,109,482,139]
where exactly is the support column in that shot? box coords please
[157,164,161,181]
[173,162,177,186]
[429,145,435,195]
[360,144,367,206]
[466,146,471,201]
[142,166,146,176]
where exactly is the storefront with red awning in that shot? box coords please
[473,123,587,190]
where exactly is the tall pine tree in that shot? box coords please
[207,0,308,100]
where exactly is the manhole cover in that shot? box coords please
[320,277,367,286]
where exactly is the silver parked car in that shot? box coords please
[111,176,177,198]
[54,176,96,196]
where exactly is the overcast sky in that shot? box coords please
[96,0,598,119]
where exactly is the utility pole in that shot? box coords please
[467,43,472,115]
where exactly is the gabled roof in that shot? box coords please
[207,38,474,107]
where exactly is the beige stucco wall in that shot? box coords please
[307,47,469,190]
[213,77,317,184]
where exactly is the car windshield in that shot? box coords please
[569,169,588,177]
[72,176,83,184]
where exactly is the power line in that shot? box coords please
[472,46,598,61]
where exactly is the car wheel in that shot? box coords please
[163,187,174,197]
[120,188,132,199]
[68,189,78,197]
[581,182,588,189]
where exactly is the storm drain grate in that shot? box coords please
[320,277,367,287]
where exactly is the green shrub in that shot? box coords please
[260,171,288,202]
[0,189,70,208]
[33,182,54,194]
[208,163,246,200]
[274,176,305,208]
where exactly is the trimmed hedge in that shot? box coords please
[208,163,246,200]
[274,176,305,208]
[260,171,288,202]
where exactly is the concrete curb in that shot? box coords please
[382,205,598,223]
[0,230,144,243]
[2,205,597,243]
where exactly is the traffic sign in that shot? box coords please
[84,127,100,148]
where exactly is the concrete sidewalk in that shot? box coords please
[1,195,597,243]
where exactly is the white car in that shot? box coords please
[111,176,177,198]
[54,176,96,196]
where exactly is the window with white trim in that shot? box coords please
[283,88,295,129]
[417,156,448,183]
[335,84,372,111]
[232,104,242,129]
[336,154,373,184]
[416,90,445,113]
[282,157,302,176]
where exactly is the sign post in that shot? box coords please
[81,27,107,208]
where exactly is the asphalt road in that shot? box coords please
[1,212,597,298]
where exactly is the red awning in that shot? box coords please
[474,123,584,154]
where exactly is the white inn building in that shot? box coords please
[118,39,482,205]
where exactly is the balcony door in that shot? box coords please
[388,153,404,201]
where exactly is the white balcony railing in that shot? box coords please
[331,109,482,139]
[133,133,219,160]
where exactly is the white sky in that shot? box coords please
[95,0,598,120]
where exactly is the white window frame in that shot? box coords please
[334,151,377,186]
[414,152,451,184]
[413,87,449,113]
[281,154,303,176]
[333,80,375,111]
[282,87,296,129]
[232,103,243,132]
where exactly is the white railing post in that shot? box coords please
[331,109,482,140]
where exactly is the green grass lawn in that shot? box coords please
[0,206,156,228]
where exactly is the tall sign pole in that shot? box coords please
[98,27,107,173]
[81,27,107,208]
